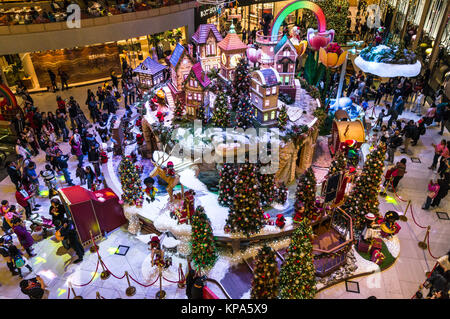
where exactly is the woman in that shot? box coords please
[46,141,62,172]
[15,139,31,159]
[85,166,97,190]
[56,96,66,114]
[12,217,36,258]
[22,127,39,156]
[422,180,440,210]
[47,112,60,140]
[87,95,100,122]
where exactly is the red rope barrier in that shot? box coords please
[67,288,71,299]
[411,262,439,299]
[71,259,100,287]
[409,205,428,229]
[390,180,408,202]
[426,234,440,260]
[162,276,180,284]
[129,273,161,287]
[99,259,127,280]
[179,265,185,283]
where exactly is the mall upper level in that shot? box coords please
[0,1,197,55]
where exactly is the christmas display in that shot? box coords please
[234,96,254,130]
[250,245,279,299]
[279,220,316,299]
[211,91,231,128]
[342,144,386,233]
[118,156,144,206]
[218,163,236,207]
[293,168,318,222]
[173,98,185,122]
[276,182,289,205]
[326,152,347,177]
[258,170,277,207]
[224,162,265,237]
[278,104,289,131]
[190,205,218,271]
[231,58,251,110]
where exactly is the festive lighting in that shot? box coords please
[34,257,47,265]
[57,288,67,297]
[107,247,119,255]
[384,196,398,205]
[39,190,49,197]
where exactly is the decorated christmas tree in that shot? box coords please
[190,205,218,271]
[258,171,276,207]
[224,162,265,237]
[276,182,288,205]
[218,163,236,207]
[234,96,254,130]
[342,144,386,233]
[173,98,184,122]
[293,168,318,222]
[279,220,316,299]
[197,105,208,125]
[250,245,279,299]
[231,57,251,110]
[278,104,289,131]
[211,91,231,128]
[326,152,347,177]
[119,156,144,206]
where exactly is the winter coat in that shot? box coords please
[392,162,406,177]
[13,225,34,249]
[88,148,99,162]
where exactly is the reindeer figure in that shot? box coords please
[149,146,182,202]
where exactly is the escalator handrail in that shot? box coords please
[204,278,232,299]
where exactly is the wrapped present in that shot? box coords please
[371,249,385,265]
[357,239,371,254]
[369,238,383,254]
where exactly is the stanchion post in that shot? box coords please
[155,266,166,299]
[418,226,431,250]
[177,263,186,289]
[70,283,83,299]
[399,200,410,222]
[89,230,99,253]
[125,271,136,297]
[99,258,110,280]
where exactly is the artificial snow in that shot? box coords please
[141,253,187,286]
[382,235,400,258]
[354,56,421,78]
[161,236,180,249]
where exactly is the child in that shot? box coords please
[76,164,86,185]
[376,109,385,128]
[143,177,158,203]
[383,165,396,187]
[422,180,440,210]
[8,244,33,278]
[40,164,58,198]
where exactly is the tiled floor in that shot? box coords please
[1,86,448,299]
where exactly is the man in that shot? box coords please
[429,139,447,170]
[59,218,84,263]
[387,129,403,163]
[56,111,69,142]
[385,104,398,129]
[401,120,417,154]
[391,158,407,190]
[47,69,57,92]
[412,90,425,114]
[55,151,74,186]
[15,183,36,219]
[395,95,405,116]
[438,104,449,135]
[6,161,21,189]
[68,97,79,129]
[49,198,66,226]
[20,276,46,299]
[58,69,69,91]
[40,164,58,198]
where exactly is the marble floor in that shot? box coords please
[0,86,448,299]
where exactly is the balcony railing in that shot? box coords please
[255,30,283,45]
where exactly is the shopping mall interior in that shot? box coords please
[0,0,448,301]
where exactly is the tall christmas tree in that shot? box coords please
[224,162,265,237]
[258,171,276,207]
[119,156,144,206]
[279,220,316,299]
[326,152,347,177]
[218,163,236,207]
[342,144,386,232]
[231,57,251,110]
[211,91,231,128]
[173,98,185,122]
[197,105,208,125]
[190,205,218,271]
[250,245,279,299]
[293,168,318,222]
[234,96,254,130]
[278,104,289,131]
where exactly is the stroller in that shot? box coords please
[28,214,55,239]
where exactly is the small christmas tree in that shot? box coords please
[225,162,265,237]
[250,245,279,299]
[218,163,236,207]
[278,104,289,131]
[279,220,316,299]
[190,205,218,271]
[197,105,208,125]
[276,182,288,205]
[342,144,386,233]
[231,58,251,110]
[293,168,318,222]
[173,98,184,122]
[119,156,144,206]
[211,92,231,128]
[327,152,347,177]
[258,171,276,207]
[235,96,254,130]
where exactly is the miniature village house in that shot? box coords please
[168,43,195,99]
[191,24,223,72]
[274,34,298,90]
[217,23,247,81]
[250,68,280,127]
[133,57,168,89]
[184,62,211,118]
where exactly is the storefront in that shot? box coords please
[195,1,299,35]
[0,26,187,90]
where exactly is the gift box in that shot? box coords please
[371,249,385,265]
[357,239,371,254]
[369,238,383,254]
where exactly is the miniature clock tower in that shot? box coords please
[218,23,247,81]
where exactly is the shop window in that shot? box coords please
[271,110,276,119]
[265,100,269,107]
[266,88,271,96]
[264,113,269,121]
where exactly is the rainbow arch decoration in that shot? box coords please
[271,1,327,42]
[0,83,21,121]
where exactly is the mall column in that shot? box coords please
[400,0,413,42]
[429,0,450,69]
[412,0,432,50]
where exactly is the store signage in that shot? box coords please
[199,5,222,18]
[88,53,107,60]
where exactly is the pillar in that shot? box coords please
[429,0,450,69]
[400,0,413,41]
[389,0,400,33]
[19,53,40,89]
[412,0,432,50]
